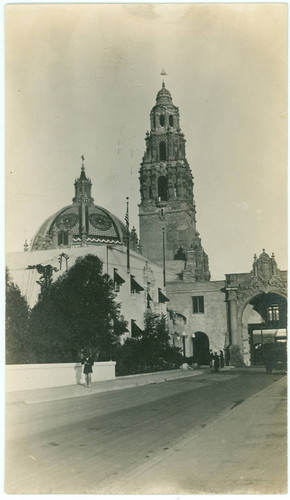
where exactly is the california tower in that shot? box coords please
[139,82,210,282]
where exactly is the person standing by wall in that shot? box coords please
[81,354,94,387]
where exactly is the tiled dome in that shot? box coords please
[30,166,126,250]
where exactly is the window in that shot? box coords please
[131,319,143,337]
[158,288,169,304]
[159,114,165,126]
[267,305,279,321]
[169,115,174,127]
[114,268,125,292]
[192,296,204,314]
[58,231,68,246]
[130,275,144,296]
[159,141,166,161]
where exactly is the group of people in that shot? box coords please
[209,350,225,372]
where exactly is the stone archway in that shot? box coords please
[225,250,287,366]
[240,292,287,366]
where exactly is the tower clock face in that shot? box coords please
[89,213,112,231]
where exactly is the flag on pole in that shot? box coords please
[125,197,130,273]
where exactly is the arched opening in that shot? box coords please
[159,114,165,127]
[192,331,210,366]
[158,176,168,201]
[159,141,166,161]
[174,247,187,261]
[243,292,287,366]
[169,115,174,127]
[58,231,68,246]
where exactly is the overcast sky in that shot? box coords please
[5,3,287,280]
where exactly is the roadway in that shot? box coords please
[5,369,287,494]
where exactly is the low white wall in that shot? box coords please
[6,361,116,392]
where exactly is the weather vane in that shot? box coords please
[81,154,85,169]
[161,68,167,85]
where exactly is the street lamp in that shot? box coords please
[162,226,166,288]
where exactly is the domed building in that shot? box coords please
[30,160,127,251]
[6,83,287,368]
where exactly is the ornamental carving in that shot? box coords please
[55,213,78,230]
[89,213,112,231]
[234,250,287,309]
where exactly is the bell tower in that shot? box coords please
[139,81,210,282]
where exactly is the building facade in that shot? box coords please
[138,84,287,366]
[6,83,287,366]
[6,166,169,338]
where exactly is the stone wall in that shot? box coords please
[6,361,116,392]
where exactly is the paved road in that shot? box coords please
[5,370,286,494]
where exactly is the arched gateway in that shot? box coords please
[225,250,287,366]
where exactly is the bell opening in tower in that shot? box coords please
[159,114,165,126]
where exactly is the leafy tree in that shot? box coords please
[6,268,30,364]
[27,254,127,363]
[116,311,183,376]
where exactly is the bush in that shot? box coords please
[6,269,30,364]
[115,312,183,376]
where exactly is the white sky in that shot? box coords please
[5,3,287,280]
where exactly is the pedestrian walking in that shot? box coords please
[81,354,94,387]
[213,352,220,372]
[209,349,214,368]
[220,350,224,369]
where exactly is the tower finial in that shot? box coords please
[81,154,85,171]
[161,68,167,87]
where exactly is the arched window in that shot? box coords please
[159,114,165,127]
[58,231,68,246]
[169,115,174,127]
[153,116,156,129]
[158,176,168,201]
[159,141,166,161]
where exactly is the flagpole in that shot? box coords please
[126,197,130,273]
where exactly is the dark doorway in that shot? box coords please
[192,331,210,366]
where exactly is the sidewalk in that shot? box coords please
[98,375,287,495]
[6,366,213,405]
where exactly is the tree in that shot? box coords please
[6,268,30,364]
[27,254,127,363]
[115,311,183,376]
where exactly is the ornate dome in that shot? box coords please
[156,82,172,105]
[30,164,126,251]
